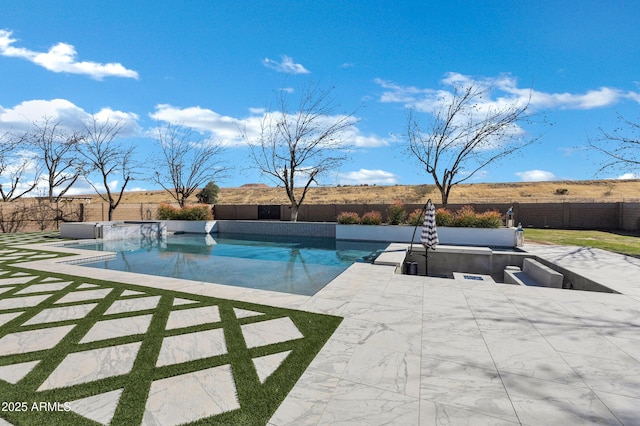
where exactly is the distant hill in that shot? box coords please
[81,179,640,205]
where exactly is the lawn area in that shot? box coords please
[524,228,640,257]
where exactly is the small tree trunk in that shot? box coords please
[290,204,299,222]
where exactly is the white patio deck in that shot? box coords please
[4,239,640,425]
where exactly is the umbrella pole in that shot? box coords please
[409,198,432,255]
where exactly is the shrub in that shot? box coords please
[387,200,407,225]
[157,203,213,220]
[555,188,569,195]
[476,210,503,228]
[435,208,454,227]
[434,206,501,228]
[407,209,425,226]
[157,203,179,220]
[452,205,477,227]
[360,210,382,225]
[337,211,360,224]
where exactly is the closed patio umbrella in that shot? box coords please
[420,200,438,274]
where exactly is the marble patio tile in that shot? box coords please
[329,317,370,344]
[0,276,37,286]
[593,390,640,426]
[0,311,22,327]
[142,364,240,425]
[54,288,113,304]
[38,342,141,390]
[342,343,420,398]
[232,307,263,319]
[0,294,52,310]
[420,358,518,423]
[500,372,622,425]
[0,286,14,296]
[422,313,483,339]
[604,334,640,363]
[376,288,424,310]
[318,380,420,426]
[419,400,520,426]
[306,338,355,378]
[165,305,220,330]
[269,370,339,426]
[0,325,75,356]
[358,318,422,355]
[79,314,153,343]
[421,334,496,370]
[342,301,421,325]
[103,295,161,315]
[241,316,304,349]
[562,353,640,398]
[68,389,122,426]
[14,281,72,294]
[0,360,40,384]
[473,315,541,337]
[0,416,13,426]
[253,350,291,383]
[482,333,586,386]
[23,303,98,325]
[348,289,383,305]
[156,328,227,367]
[541,327,638,363]
[299,296,351,316]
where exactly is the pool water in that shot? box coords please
[72,233,388,296]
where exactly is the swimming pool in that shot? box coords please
[71,233,389,296]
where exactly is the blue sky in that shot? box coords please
[1,0,639,194]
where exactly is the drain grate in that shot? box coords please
[463,275,484,281]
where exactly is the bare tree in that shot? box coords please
[151,124,226,207]
[245,85,355,221]
[589,113,640,176]
[406,81,536,205]
[0,130,42,202]
[28,117,85,202]
[78,116,135,221]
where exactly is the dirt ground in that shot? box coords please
[88,179,640,205]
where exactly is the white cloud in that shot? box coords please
[150,104,245,145]
[337,169,399,185]
[262,55,310,74]
[0,99,140,137]
[617,172,640,180]
[515,170,556,182]
[0,29,138,80]
[376,72,640,112]
[150,104,389,149]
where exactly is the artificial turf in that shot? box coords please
[0,232,342,425]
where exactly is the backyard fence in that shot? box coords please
[1,200,640,233]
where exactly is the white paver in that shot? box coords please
[165,305,220,330]
[241,317,303,348]
[14,281,71,294]
[68,389,123,426]
[234,307,264,319]
[142,364,240,425]
[38,342,141,391]
[79,314,153,343]
[55,288,112,304]
[23,303,98,325]
[156,328,227,367]
[0,325,75,356]
[253,350,291,384]
[104,296,161,315]
[0,360,40,384]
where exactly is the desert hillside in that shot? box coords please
[84,179,640,205]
